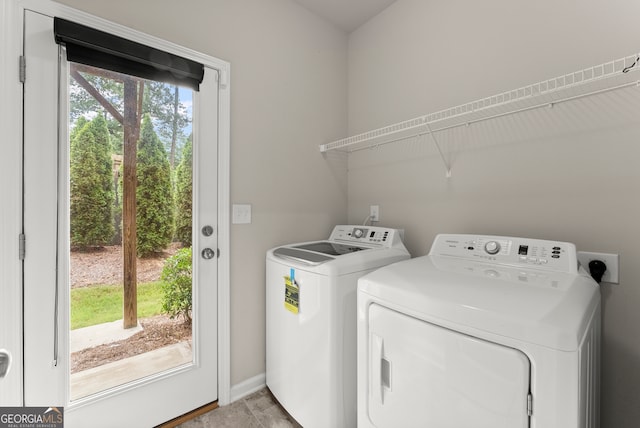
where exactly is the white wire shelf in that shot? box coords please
[319,53,640,163]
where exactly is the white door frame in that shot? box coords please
[0,0,24,405]
[0,0,231,408]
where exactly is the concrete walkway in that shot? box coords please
[70,319,143,353]
[70,320,192,400]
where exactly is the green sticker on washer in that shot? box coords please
[284,276,299,314]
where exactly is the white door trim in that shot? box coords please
[6,0,231,407]
[0,0,24,405]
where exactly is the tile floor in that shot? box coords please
[177,388,302,428]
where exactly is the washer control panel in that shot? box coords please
[429,234,577,274]
[329,225,403,248]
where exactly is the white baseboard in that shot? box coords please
[229,373,266,403]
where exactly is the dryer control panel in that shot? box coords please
[429,234,578,274]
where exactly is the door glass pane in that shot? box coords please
[68,63,194,400]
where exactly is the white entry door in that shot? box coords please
[22,9,220,427]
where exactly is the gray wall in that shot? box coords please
[347,1,640,427]
[54,0,349,386]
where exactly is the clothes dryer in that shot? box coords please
[266,225,409,428]
[357,234,600,428]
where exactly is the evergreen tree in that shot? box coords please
[143,83,190,167]
[174,136,193,246]
[70,72,124,152]
[70,73,190,162]
[136,114,175,257]
[88,114,117,244]
[70,116,88,142]
[70,116,115,248]
[87,114,114,193]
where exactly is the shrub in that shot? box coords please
[161,247,192,323]
[136,114,175,257]
[174,136,192,246]
[70,115,115,249]
[70,115,88,142]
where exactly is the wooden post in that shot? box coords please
[123,77,138,329]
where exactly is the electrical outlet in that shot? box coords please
[370,205,380,222]
[577,251,619,284]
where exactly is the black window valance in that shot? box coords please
[53,17,204,91]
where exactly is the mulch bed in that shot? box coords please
[70,245,190,373]
[71,314,192,374]
[71,243,181,288]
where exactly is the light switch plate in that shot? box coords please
[232,204,251,224]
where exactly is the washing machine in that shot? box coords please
[266,225,410,428]
[357,234,600,428]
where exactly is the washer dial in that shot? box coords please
[484,241,501,255]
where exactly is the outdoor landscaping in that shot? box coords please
[70,243,192,373]
[68,64,196,376]
[71,281,163,330]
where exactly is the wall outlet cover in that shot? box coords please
[370,205,380,222]
[577,251,619,284]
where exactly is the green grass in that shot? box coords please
[71,281,164,330]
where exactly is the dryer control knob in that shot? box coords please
[484,241,501,255]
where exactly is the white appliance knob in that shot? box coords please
[353,228,364,238]
[484,241,501,255]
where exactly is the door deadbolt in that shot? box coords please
[201,248,216,260]
[201,225,214,237]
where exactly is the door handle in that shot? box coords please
[0,349,11,379]
[201,248,216,260]
[371,334,384,404]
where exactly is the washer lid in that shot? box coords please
[294,241,367,256]
[273,247,334,265]
[358,255,600,351]
[273,241,368,266]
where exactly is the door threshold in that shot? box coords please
[156,401,219,428]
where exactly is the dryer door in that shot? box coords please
[366,304,531,428]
